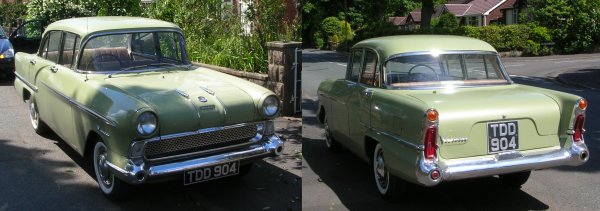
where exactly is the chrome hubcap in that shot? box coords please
[29,101,39,128]
[374,148,388,190]
[324,119,332,147]
[96,147,112,187]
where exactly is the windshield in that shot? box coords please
[79,31,189,72]
[0,27,6,39]
[385,53,509,88]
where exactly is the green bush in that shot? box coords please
[0,3,27,27]
[338,20,354,42]
[146,0,297,73]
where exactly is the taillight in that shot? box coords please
[424,125,437,160]
[573,114,585,142]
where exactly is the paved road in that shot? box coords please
[302,49,600,210]
[0,77,301,210]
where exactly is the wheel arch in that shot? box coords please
[318,105,326,124]
[84,131,102,158]
[364,136,378,162]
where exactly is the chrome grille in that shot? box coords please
[144,124,257,160]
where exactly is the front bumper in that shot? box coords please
[106,134,284,184]
[415,139,589,186]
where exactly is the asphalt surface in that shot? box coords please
[0,76,301,210]
[302,49,600,210]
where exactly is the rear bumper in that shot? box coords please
[106,134,284,184]
[415,139,589,186]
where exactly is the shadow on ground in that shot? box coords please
[302,75,598,209]
[1,130,301,210]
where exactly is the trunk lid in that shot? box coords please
[406,85,561,159]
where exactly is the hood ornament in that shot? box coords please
[198,96,208,102]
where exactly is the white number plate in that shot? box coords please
[184,161,240,185]
[487,121,519,154]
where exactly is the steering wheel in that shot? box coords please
[86,54,123,71]
[407,64,439,81]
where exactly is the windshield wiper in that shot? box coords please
[108,63,191,78]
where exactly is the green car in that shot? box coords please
[13,17,283,199]
[317,35,589,199]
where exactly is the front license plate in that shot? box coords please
[184,161,240,185]
[488,121,519,154]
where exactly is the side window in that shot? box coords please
[348,49,363,82]
[360,50,378,86]
[41,31,62,63]
[59,32,79,68]
[131,33,156,56]
[158,32,183,61]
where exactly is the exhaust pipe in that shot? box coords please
[580,150,589,161]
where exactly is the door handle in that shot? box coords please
[362,89,373,97]
[29,59,36,65]
[50,66,58,73]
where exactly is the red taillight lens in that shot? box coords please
[424,125,437,160]
[573,114,585,142]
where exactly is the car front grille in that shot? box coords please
[144,124,258,160]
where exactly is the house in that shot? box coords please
[398,0,526,28]
[500,0,527,25]
[224,0,299,34]
[388,16,407,29]
[405,10,422,30]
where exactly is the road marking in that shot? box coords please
[328,62,347,67]
[504,64,525,67]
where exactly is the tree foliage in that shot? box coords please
[146,0,297,73]
[26,0,141,24]
[0,3,27,27]
[528,0,600,53]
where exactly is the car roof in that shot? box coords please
[44,16,181,39]
[352,35,497,60]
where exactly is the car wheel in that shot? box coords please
[28,99,49,135]
[498,171,531,188]
[93,140,129,200]
[373,143,404,200]
[323,116,340,152]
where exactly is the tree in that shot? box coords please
[421,0,434,29]
[26,0,142,24]
[527,0,600,53]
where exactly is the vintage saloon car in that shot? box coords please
[13,17,283,199]
[317,35,589,199]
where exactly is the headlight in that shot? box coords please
[136,111,157,136]
[0,49,14,59]
[262,95,279,117]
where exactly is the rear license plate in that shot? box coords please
[488,121,519,154]
[184,161,240,185]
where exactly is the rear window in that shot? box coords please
[385,53,509,88]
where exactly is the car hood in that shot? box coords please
[0,39,12,53]
[103,68,264,135]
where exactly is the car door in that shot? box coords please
[33,31,79,145]
[347,49,379,153]
[9,20,45,54]
[326,49,362,150]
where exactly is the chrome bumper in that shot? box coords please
[415,140,589,186]
[106,134,284,184]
